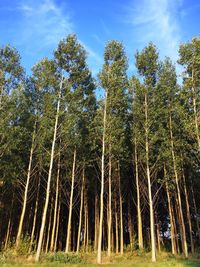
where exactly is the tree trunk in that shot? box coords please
[50,155,60,252]
[107,147,112,257]
[97,90,107,264]
[115,198,119,254]
[16,121,36,248]
[155,212,161,253]
[128,198,133,250]
[144,93,156,262]
[29,176,40,253]
[118,161,124,255]
[45,201,53,253]
[35,76,63,262]
[191,67,200,151]
[4,210,12,250]
[94,194,99,251]
[165,171,176,255]
[54,193,61,252]
[169,113,188,258]
[182,171,194,254]
[65,149,76,253]
[76,167,85,253]
[191,179,200,239]
[134,137,143,249]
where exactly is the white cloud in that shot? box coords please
[15,0,102,75]
[126,0,183,62]
[18,0,73,54]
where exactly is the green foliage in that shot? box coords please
[43,252,85,264]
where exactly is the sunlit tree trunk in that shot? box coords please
[50,155,60,252]
[144,93,156,262]
[97,91,107,264]
[76,167,85,253]
[45,201,53,253]
[35,77,63,262]
[65,149,76,253]
[115,197,119,254]
[94,194,99,251]
[169,113,188,258]
[191,180,200,239]
[134,137,143,249]
[165,172,176,255]
[182,171,194,254]
[118,161,124,255]
[16,121,36,248]
[107,146,112,257]
[29,176,40,253]
[54,193,61,252]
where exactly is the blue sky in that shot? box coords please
[0,0,199,77]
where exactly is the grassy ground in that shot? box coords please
[0,251,200,267]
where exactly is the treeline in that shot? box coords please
[0,35,199,263]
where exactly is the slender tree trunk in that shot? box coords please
[165,172,176,255]
[107,146,112,257]
[155,212,161,253]
[35,77,63,262]
[128,198,133,250]
[16,121,36,248]
[144,93,156,262]
[172,198,180,254]
[97,90,107,264]
[191,180,200,239]
[29,176,40,253]
[115,198,119,254]
[76,167,85,253]
[169,113,188,258]
[182,171,194,254]
[94,194,99,252]
[50,155,60,252]
[65,149,76,253]
[86,204,89,252]
[54,193,61,252]
[191,67,200,151]
[134,137,143,249]
[4,211,12,250]
[118,162,124,255]
[45,201,53,253]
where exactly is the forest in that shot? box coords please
[0,34,200,266]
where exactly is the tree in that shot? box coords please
[135,43,159,262]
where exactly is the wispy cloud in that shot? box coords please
[17,0,73,54]
[126,0,183,62]
[10,0,102,75]
[80,40,103,75]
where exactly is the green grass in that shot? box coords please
[0,251,200,267]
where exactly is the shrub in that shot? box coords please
[44,251,85,264]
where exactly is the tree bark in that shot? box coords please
[16,121,36,248]
[76,167,85,253]
[65,149,76,253]
[134,137,143,249]
[165,172,176,255]
[182,171,194,254]
[144,92,156,262]
[118,161,124,255]
[169,113,188,258]
[107,146,112,257]
[115,197,119,254]
[50,155,60,252]
[35,76,63,262]
[29,176,40,253]
[97,90,107,264]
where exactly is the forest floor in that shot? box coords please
[0,251,200,267]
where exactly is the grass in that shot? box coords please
[0,251,200,267]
